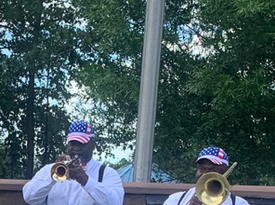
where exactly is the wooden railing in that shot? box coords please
[1,179,275,205]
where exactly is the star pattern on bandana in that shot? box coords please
[199,146,228,162]
[69,121,94,136]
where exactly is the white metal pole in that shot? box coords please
[133,0,165,182]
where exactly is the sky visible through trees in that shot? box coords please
[1,0,275,185]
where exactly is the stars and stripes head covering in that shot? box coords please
[196,146,229,166]
[67,120,95,144]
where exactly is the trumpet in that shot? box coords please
[186,162,238,205]
[50,155,81,182]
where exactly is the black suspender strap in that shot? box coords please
[98,165,106,182]
[230,194,236,205]
[177,192,187,205]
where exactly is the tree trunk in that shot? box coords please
[26,0,43,179]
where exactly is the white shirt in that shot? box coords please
[163,188,250,205]
[23,158,124,205]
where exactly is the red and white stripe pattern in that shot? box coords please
[67,132,91,143]
[204,156,228,165]
[218,149,224,159]
[87,124,91,135]
[196,146,229,166]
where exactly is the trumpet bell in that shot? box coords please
[50,162,69,182]
[196,172,230,205]
[50,155,81,182]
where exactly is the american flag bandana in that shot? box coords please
[67,121,95,144]
[196,146,229,166]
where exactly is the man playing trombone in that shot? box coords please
[163,146,249,205]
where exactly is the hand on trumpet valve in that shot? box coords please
[68,160,88,186]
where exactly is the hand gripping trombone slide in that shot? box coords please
[50,155,81,182]
[185,162,238,205]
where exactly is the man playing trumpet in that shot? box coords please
[163,146,249,205]
[23,120,124,205]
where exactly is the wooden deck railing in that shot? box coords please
[0,179,275,205]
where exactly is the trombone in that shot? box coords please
[50,155,81,182]
[186,162,238,205]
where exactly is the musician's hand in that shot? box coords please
[188,196,202,205]
[56,154,70,163]
[68,163,88,186]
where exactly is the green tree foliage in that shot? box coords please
[187,0,275,185]
[108,158,131,170]
[71,0,206,183]
[0,0,92,178]
[71,0,146,154]
[1,0,274,185]
[74,0,275,185]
